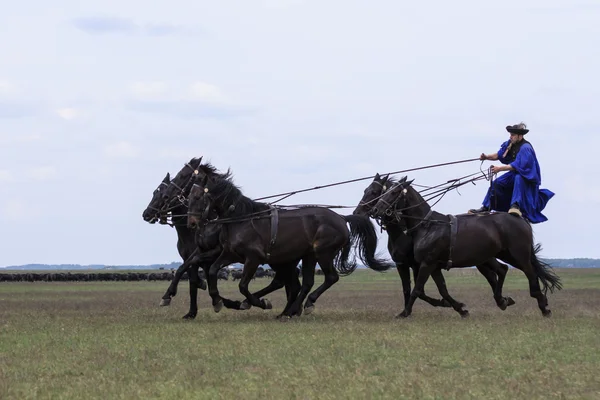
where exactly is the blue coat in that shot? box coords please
[482,140,554,223]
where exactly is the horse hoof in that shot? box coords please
[182,313,196,320]
[396,311,409,319]
[542,309,552,318]
[506,297,516,307]
[159,299,171,307]
[277,315,291,322]
[198,280,207,291]
[240,300,251,310]
[304,305,315,315]
[262,299,273,310]
[460,310,470,318]
[213,300,224,313]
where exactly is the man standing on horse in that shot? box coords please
[468,122,554,223]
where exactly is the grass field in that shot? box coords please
[1,268,599,399]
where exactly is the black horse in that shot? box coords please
[354,174,516,317]
[187,172,395,318]
[142,172,207,319]
[156,158,302,316]
[143,166,298,318]
[370,176,562,318]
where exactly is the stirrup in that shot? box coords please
[508,207,522,217]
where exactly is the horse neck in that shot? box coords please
[399,188,432,231]
[171,205,191,234]
[218,191,269,218]
[384,220,407,237]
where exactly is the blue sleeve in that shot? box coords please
[496,140,512,164]
[510,144,540,183]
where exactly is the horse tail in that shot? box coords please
[332,231,357,276]
[342,214,395,273]
[531,243,563,295]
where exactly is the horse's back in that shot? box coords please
[457,211,532,248]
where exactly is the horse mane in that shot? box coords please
[209,174,269,216]
[198,161,232,181]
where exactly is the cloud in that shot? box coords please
[0,170,12,182]
[262,0,305,9]
[0,102,39,118]
[0,80,16,95]
[104,141,139,158]
[129,82,169,99]
[127,100,256,119]
[188,82,229,104]
[55,108,80,120]
[2,199,26,221]
[126,81,255,119]
[27,166,58,181]
[71,16,137,35]
[0,133,42,145]
[143,23,182,36]
[71,16,192,36]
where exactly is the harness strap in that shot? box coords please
[446,214,457,269]
[266,206,279,260]
[405,209,433,234]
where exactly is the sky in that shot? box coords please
[1,0,599,266]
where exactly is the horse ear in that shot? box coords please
[164,172,170,182]
[381,174,389,183]
[404,179,414,187]
[374,173,380,181]
[399,176,407,183]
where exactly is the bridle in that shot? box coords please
[161,162,202,212]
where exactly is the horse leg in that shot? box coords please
[275,267,303,319]
[182,264,200,319]
[202,263,245,311]
[159,251,198,307]
[240,261,299,310]
[206,252,237,313]
[238,259,273,310]
[396,263,412,311]
[499,251,552,317]
[282,258,317,318]
[476,260,515,310]
[406,262,451,307]
[304,254,340,315]
[428,269,469,317]
[398,260,436,318]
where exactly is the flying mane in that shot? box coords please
[208,174,270,217]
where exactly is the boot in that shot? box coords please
[468,205,489,214]
[508,203,522,217]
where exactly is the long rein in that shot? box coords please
[168,164,494,227]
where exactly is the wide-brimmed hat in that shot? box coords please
[506,122,529,135]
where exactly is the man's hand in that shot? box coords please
[480,153,487,161]
[490,165,513,174]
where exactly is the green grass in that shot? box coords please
[1,268,599,399]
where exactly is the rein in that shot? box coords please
[254,157,480,203]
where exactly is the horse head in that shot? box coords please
[142,172,170,224]
[353,173,390,216]
[160,157,204,213]
[370,176,414,219]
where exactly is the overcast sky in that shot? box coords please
[1,0,598,266]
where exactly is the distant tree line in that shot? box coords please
[0,268,266,283]
[542,258,600,268]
